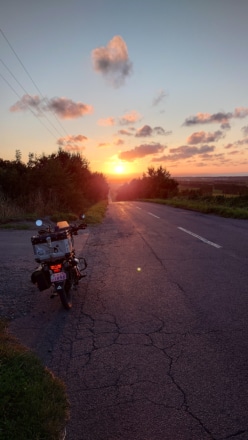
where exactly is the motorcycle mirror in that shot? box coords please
[36,219,43,227]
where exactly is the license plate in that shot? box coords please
[51,272,67,282]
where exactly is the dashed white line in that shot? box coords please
[178,227,222,249]
[148,212,160,219]
[134,206,221,248]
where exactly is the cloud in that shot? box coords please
[187,130,223,144]
[183,107,248,130]
[237,137,248,146]
[224,137,248,149]
[10,94,42,113]
[135,124,171,137]
[170,144,214,156]
[152,89,167,106]
[228,150,240,155]
[118,129,133,136]
[152,144,215,162]
[242,125,248,136]
[10,94,93,119]
[194,153,229,167]
[114,138,124,145]
[154,126,172,136]
[47,97,93,119]
[234,107,248,118]
[57,134,88,151]
[183,112,232,129]
[98,117,115,126]
[135,125,153,137]
[91,35,132,87]
[119,110,141,125]
[118,143,166,162]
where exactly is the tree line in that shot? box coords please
[0,149,109,216]
[116,166,178,201]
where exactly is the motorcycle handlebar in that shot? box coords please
[37,222,87,235]
[78,222,87,229]
[70,223,87,234]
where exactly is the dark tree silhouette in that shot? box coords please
[0,149,109,215]
[116,166,178,201]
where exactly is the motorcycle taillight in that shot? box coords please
[50,264,62,273]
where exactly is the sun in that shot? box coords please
[114,163,125,174]
[104,157,133,177]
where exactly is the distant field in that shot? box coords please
[176,175,248,196]
[143,176,248,219]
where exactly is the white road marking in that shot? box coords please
[178,227,222,249]
[148,212,160,219]
[136,206,142,210]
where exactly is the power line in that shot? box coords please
[0,28,44,95]
[0,70,59,140]
[0,28,69,138]
[0,58,64,138]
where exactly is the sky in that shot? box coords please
[1,0,248,180]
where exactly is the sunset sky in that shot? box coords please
[1,0,248,179]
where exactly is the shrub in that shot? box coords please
[0,321,69,440]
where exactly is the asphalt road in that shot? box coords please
[3,201,248,439]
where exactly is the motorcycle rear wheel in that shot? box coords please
[58,281,72,310]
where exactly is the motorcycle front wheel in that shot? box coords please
[58,280,72,310]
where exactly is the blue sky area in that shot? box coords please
[1,0,248,178]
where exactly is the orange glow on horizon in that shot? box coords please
[102,157,136,177]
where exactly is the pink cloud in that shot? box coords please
[152,144,215,162]
[184,112,231,129]
[48,97,93,119]
[57,134,87,150]
[91,35,132,87]
[233,107,248,118]
[187,130,223,145]
[184,107,248,130]
[114,138,124,145]
[10,94,93,119]
[118,129,133,136]
[10,94,41,113]
[118,143,165,162]
[98,117,115,126]
[119,110,142,125]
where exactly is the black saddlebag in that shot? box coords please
[31,269,51,291]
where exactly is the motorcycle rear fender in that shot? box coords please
[54,281,66,292]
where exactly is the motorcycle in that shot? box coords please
[31,217,87,310]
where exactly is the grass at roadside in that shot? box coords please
[141,196,248,219]
[0,222,34,230]
[0,320,69,440]
[0,200,109,229]
[51,200,108,225]
[84,200,108,224]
